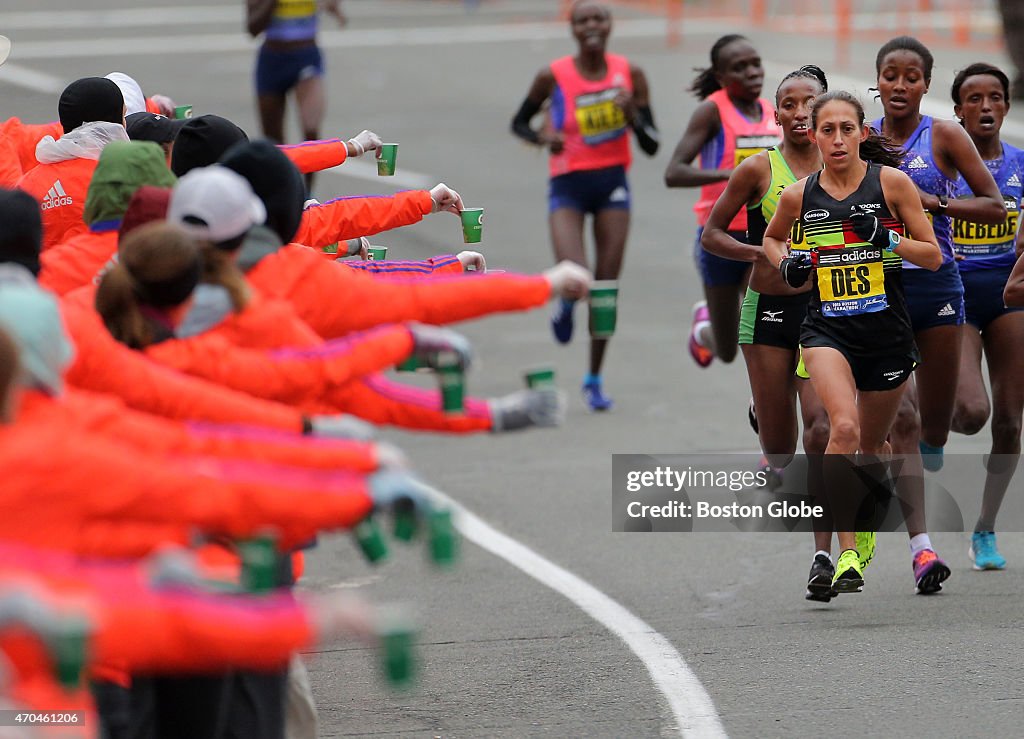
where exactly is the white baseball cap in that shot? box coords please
[168,165,266,244]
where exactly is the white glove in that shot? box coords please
[368,470,434,514]
[429,182,464,215]
[306,593,376,644]
[488,388,567,432]
[543,260,592,301]
[308,414,377,441]
[457,251,486,272]
[375,441,409,470]
[346,129,382,157]
[408,323,473,370]
[303,198,321,210]
[346,236,369,258]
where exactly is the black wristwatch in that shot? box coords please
[934,193,949,213]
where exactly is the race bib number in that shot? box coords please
[789,220,808,251]
[816,246,887,317]
[575,90,627,146]
[734,135,781,167]
[952,195,1019,256]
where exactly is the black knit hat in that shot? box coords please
[170,115,249,177]
[220,139,305,245]
[58,77,125,132]
[0,189,43,277]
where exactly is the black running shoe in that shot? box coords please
[805,553,836,602]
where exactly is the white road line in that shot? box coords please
[0,62,64,94]
[426,486,728,739]
[322,158,433,190]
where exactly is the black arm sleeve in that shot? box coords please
[632,104,659,156]
[511,96,543,145]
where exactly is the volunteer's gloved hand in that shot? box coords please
[306,593,376,644]
[149,94,177,118]
[429,183,464,215]
[850,212,893,251]
[347,236,370,258]
[375,441,409,470]
[346,130,382,157]
[457,251,486,272]
[489,388,567,432]
[368,470,433,516]
[408,323,473,370]
[303,198,321,210]
[779,252,813,288]
[307,414,377,441]
[543,260,592,300]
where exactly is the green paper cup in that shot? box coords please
[392,497,419,542]
[50,617,90,689]
[377,143,398,176]
[435,351,464,414]
[174,104,193,120]
[589,280,619,339]
[460,208,484,244]
[238,535,278,594]
[396,355,420,372]
[523,365,556,390]
[377,615,416,687]
[321,242,339,255]
[353,518,389,563]
[367,245,388,261]
[428,509,459,566]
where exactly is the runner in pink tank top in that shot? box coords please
[665,35,780,371]
[511,1,658,412]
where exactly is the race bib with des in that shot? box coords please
[815,245,887,317]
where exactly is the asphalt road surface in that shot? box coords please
[5,1,1022,736]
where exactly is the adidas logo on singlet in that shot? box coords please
[609,186,628,202]
[1008,173,1022,188]
[906,156,929,171]
[40,180,72,210]
[937,303,956,317]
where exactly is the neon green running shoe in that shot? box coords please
[855,531,876,571]
[832,549,864,593]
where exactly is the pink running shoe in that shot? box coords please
[688,300,713,368]
[913,548,951,594]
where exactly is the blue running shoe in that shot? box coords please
[969,531,1007,570]
[582,377,613,412]
[919,440,944,472]
[551,299,575,344]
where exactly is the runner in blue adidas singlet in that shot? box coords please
[946,63,1024,571]
[871,37,1005,592]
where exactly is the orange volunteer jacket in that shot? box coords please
[17,156,98,251]
[19,388,379,473]
[39,224,119,295]
[0,117,63,186]
[0,419,374,555]
[249,244,552,339]
[294,190,435,250]
[60,286,306,431]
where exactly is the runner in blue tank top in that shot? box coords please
[947,63,1024,571]
[872,36,1005,593]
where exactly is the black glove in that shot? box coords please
[849,212,892,250]
[779,252,813,288]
